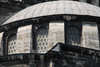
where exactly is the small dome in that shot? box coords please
[3,1,100,25]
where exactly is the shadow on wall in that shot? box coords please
[0,43,100,67]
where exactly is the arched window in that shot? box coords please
[8,35,17,55]
[36,28,48,53]
[67,27,80,46]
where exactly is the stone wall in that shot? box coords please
[49,21,64,50]
[82,21,99,50]
[0,7,14,25]
[59,0,100,7]
[0,54,50,67]
[1,44,100,67]
[0,32,4,56]
[57,50,100,67]
[0,60,50,67]
[0,5,22,25]
[91,0,99,6]
[17,25,32,53]
[0,60,30,67]
[79,0,87,2]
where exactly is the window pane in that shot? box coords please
[67,27,80,46]
[36,28,48,53]
[8,35,17,55]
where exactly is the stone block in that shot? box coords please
[17,25,32,53]
[0,32,4,56]
[82,21,99,50]
[49,21,64,50]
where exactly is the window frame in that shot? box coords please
[7,34,17,55]
[32,23,49,53]
[3,29,17,55]
[64,20,82,46]
[35,27,48,53]
[66,26,80,46]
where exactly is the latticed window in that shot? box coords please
[36,28,48,53]
[67,27,80,46]
[8,35,17,55]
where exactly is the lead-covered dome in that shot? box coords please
[3,1,100,25]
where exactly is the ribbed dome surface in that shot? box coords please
[3,1,100,25]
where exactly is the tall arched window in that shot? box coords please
[36,28,48,53]
[8,35,17,55]
[67,27,80,46]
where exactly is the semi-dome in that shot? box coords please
[3,1,100,25]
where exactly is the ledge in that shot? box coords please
[1,43,100,62]
[0,14,100,32]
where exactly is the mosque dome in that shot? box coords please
[3,1,100,25]
[1,0,100,67]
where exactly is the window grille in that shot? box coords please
[36,28,48,53]
[8,35,17,55]
[67,27,80,46]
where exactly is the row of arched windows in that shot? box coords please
[7,26,80,54]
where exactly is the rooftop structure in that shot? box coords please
[0,0,100,67]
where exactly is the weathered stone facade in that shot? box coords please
[1,43,100,67]
[0,32,3,56]
[49,21,64,50]
[1,0,100,67]
[17,25,32,53]
[82,21,99,50]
